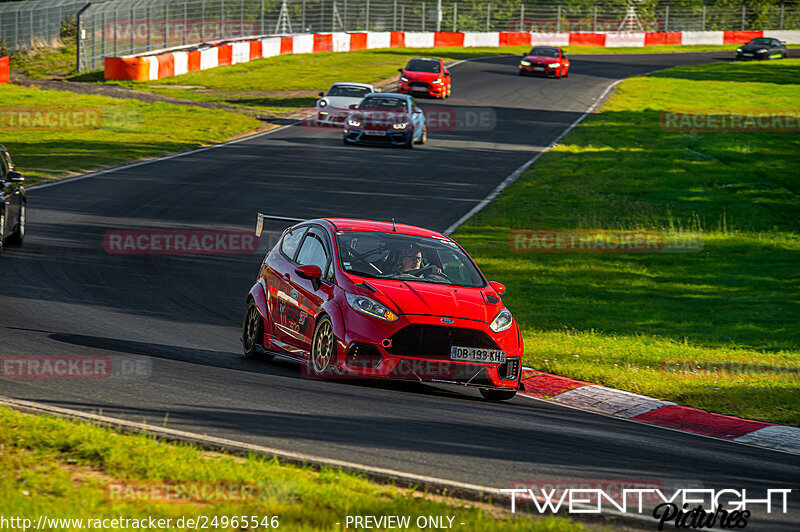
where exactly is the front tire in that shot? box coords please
[7,203,25,246]
[242,300,272,360]
[310,315,336,376]
[479,388,517,402]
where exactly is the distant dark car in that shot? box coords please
[519,46,570,78]
[736,38,788,60]
[343,93,427,148]
[0,144,26,254]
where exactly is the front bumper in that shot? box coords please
[735,51,769,60]
[343,129,412,146]
[398,81,446,97]
[519,64,559,76]
[330,307,523,390]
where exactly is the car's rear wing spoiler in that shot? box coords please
[255,213,307,237]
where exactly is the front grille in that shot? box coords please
[388,325,499,359]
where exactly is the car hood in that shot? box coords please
[319,95,365,109]
[523,55,560,64]
[739,44,769,51]
[402,70,442,81]
[355,279,499,322]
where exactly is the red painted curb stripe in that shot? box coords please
[520,370,589,397]
[632,405,773,439]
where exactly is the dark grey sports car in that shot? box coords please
[736,37,788,60]
[1,144,26,254]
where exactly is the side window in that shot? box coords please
[0,152,8,179]
[281,227,306,261]
[296,232,329,271]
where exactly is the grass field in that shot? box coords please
[0,84,261,184]
[0,407,581,532]
[454,59,800,426]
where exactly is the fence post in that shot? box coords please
[147,6,151,49]
[519,3,524,32]
[201,0,205,40]
[130,5,135,53]
[114,6,118,55]
[422,1,426,31]
[220,0,224,39]
[76,3,91,73]
[486,2,490,31]
[436,0,440,32]
[393,0,397,31]
[741,3,745,31]
[664,5,669,32]
[101,10,105,61]
[453,2,457,31]
[184,2,188,44]
[366,0,370,31]
[779,2,784,29]
[701,5,705,31]
[592,4,597,32]
[556,5,561,33]
[301,0,305,31]
[240,0,244,36]
[401,4,405,31]
[260,0,264,34]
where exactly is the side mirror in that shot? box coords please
[397,68,403,73]
[348,104,358,109]
[375,88,381,93]
[318,91,324,97]
[7,171,24,182]
[295,265,323,290]
[413,108,422,114]
[489,281,506,295]
[445,72,450,77]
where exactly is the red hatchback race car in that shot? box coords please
[397,57,451,99]
[242,217,522,401]
[519,46,570,78]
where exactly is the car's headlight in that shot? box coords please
[433,77,443,84]
[392,123,408,129]
[489,309,513,333]
[319,99,328,108]
[548,62,560,68]
[346,292,399,322]
[347,118,361,127]
[757,48,768,53]
[736,48,742,52]
[400,76,409,82]
[520,60,531,66]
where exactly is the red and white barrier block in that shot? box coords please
[105,29,798,81]
[0,56,9,84]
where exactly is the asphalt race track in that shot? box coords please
[2,52,799,530]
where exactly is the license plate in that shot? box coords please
[364,130,387,136]
[450,346,507,364]
[533,66,544,71]
[743,53,753,56]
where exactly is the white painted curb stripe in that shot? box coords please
[550,385,676,418]
[734,425,800,454]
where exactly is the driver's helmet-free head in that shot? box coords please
[397,245,423,272]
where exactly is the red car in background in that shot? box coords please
[519,46,570,78]
[242,217,522,401]
[397,57,451,99]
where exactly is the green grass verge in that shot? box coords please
[0,407,582,531]
[0,84,261,185]
[454,59,800,426]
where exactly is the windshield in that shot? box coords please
[405,59,441,73]
[336,231,485,288]
[528,47,559,57]
[358,97,408,111]
[747,38,771,45]
[328,85,371,97]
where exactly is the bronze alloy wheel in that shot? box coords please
[311,315,335,375]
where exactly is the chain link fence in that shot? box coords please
[1,0,797,70]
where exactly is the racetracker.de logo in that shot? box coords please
[300,106,496,131]
[1,356,111,379]
[660,111,800,132]
[0,108,141,131]
[104,230,259,255]
[509,230,703,254]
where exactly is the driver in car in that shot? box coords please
[396,247,442,275]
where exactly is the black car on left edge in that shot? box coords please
[736,37,788,60]
[1,145,26,254]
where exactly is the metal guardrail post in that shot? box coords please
[240,0,244,37]
[486,2,490,31]
[702,5,706,31]
[519,3,524,32]
[741,3,745,30]
[779,3,784,29]
[453,2,457,31]
[393,0,397,31]
[556,5,560,33]
[664,5,669,32]
[366,0,370,31]
[592,4,597,32]
[260,0,265,35]
[422,1,426,31]
[76,3,91,73]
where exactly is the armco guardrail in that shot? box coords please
[104,29,800,81]
[0,56,9,84]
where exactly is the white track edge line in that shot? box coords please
[442,77,624,236]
